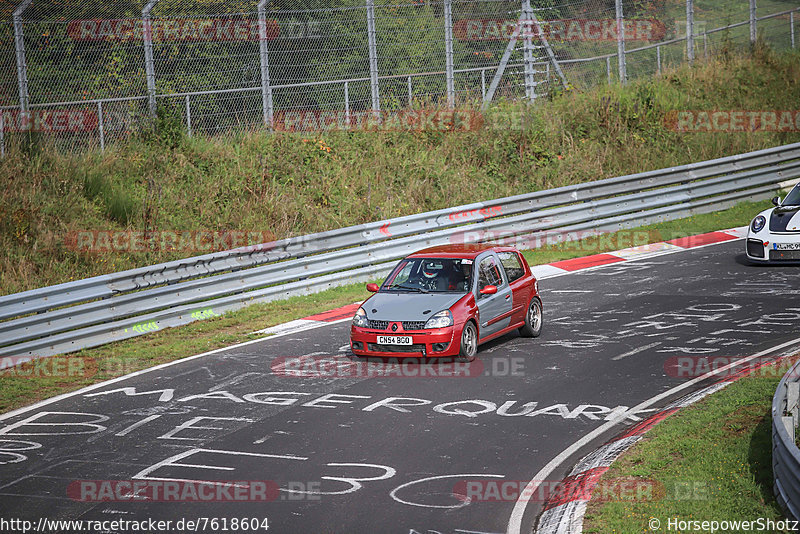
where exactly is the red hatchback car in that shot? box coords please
[350,244,542,362]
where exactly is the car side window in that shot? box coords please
[477,256,503,290]
[498,251,524,283]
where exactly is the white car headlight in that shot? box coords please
[352,307,368,328]
[425,310,453,329]
[751,215,766,233]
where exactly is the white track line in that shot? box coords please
[0,317,352,423]
[506,335,800,534]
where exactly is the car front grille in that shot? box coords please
[368,343,426,353]
[769,249,800,261]
[367,320,428,331]
[746,239,765,258]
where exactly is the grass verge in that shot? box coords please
[0,197,769,414]
[583,353,799,533]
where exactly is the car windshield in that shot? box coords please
[783,186,800,206]
[382,257,473,293]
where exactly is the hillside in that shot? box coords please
[1,45,799,295]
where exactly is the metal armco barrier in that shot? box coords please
[1,142,800,359]
[773,359,800,521]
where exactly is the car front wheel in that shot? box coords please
[456,321,478,362]
[519,297,542,338]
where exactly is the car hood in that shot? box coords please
[364,292,467,321]
[769,205,800,233]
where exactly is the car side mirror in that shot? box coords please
[366,283,379,293]
[772,196,782,206]
[479,285,497,295]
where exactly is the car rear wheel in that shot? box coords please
[519,297,542,338]
[456,321,478,362]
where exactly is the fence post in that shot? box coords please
[615,0,626,83]
[98,101,105,152]
[344,81,350,126]
[606,56,612,83]
[13,0,34,114]
[185,95,192,137]
[407,77,413,107]
[257,0,274,129]
[0,111,5,159]
[656,45,661,74]
[703,32,708,59]
[686,0,694,66]
[791,11,795,49]
[143,0,158,118]
[481,69,486,99]
[750,0,757,45]
[366,0,380,112]
[444,0,455,107]
[522,0,536,102]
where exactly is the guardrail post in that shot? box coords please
[185,95,192,137]
[13,0,34,114]
[788,381,799,430]
[143,0,158,118]
[444,0,455,107]
[258,0,274,129]
[686,0,694,66]
[750,0,757,45]
[98,101,105,152]
[366,0,380,112]
[615,0,626,83]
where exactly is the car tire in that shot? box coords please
[519,297,542,338]
[456,321,478,363]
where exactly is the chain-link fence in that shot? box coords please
[1,0,798,154]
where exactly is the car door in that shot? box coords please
[497,250,533,324]
[475,253,513,340]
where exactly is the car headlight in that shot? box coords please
[751,215,766,233]
[424,310,453,329]
[352,307,368,328]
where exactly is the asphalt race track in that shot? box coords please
[2,239,799,534]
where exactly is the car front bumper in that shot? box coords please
[746,231,800,262]
[350,325,458,358]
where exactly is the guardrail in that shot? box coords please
[773,359,800,521]
[2,142,800,360]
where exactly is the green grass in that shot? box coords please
[1,48,799,295]
[0,196,772,415]
[583,355,799,533]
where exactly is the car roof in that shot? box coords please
[407,244,519,259]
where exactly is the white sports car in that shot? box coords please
[746,183,800,262]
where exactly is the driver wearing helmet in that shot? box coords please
[420,260,447,291]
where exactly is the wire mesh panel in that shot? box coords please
[0,7,17,109]
[1,0,798,152]
[21,1,150,104]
